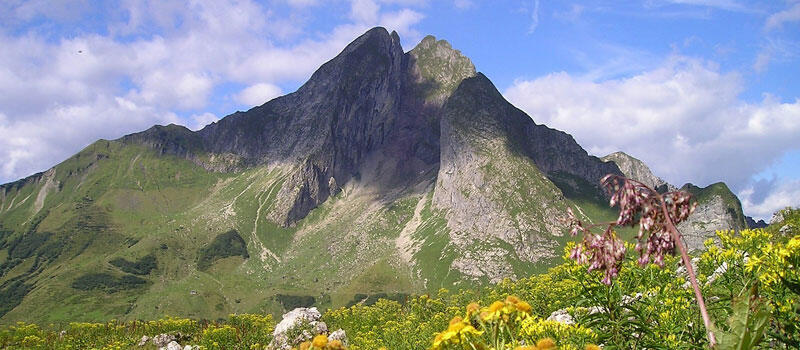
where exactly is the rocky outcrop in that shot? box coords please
[602,152,675,192]
[33,168,58,214]
[677,183,747,251]
[407,35,476,106]
[677,194,740,250]
[269,307,347,350]
[433,74,572,282]
[523,124,622,191]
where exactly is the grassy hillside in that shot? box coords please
[0,137,746,325]
[0,139,483,324]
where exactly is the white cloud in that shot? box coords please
[351,0,380,23]
[453,0,474,10]
[504,55,800,216]
[380,8,425,39]
[753,51,771,72]
[664,0,753,12]
[752,38,800,74]
[0,0,426,184]
[765,3,800,31]
[0,95,179,182]
[236,83,283,107]
[528,0,540,34]
[740,179,800,220]
[188,112,220,131]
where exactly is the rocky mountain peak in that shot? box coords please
[601,151,676,192]
[408,35,476,106]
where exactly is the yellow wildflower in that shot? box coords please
[536,338,556,349]
[479,311,490,321]
[506,295,521,305]
[516,301,532,314]
[489,301,505,313]
[328,339,345,350]
[467,302,480,315]
[312,335,328,348]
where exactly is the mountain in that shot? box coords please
[601,152,675,193]
[601,151,747,250]
[0,28,744,324]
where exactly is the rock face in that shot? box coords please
[602,152,675,192]
[433,74,574,281]
[678,182,747,250]
[677,193,742,250]
[269,307,346,350]
[746,216,768,229]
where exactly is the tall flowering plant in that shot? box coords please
[563,174,717,346]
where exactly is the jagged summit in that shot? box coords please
[408,35,476,105]
[601,151,675,192]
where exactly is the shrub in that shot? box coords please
[197,230,249,270]
[109,254,157,275]
[71,273,148,293]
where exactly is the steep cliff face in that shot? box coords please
[121,30,477,227]
[678,182,747,250]
[433,74,572,282]
[199,28,408,225]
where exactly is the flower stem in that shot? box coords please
[659,198,717,347]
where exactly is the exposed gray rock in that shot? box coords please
[273,307,321,336]
[547,309,575,325]
[162,341,182,350]
[770,207,789,225]
[746,215,768,229]
[433,74,575,282]
[407,35,476,106]
[138,335,150,346]
[600,150,746,252]
[601,151,676,192]
[328,329,348,346]
[152,333,176,348]
[677,192,745,251]
[270,307,326,350]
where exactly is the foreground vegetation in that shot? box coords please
[0,207,797,349]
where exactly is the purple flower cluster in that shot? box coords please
[565,207,626,284]
[563,175,698,284]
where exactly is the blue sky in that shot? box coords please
[0,0,798,219]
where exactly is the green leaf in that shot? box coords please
[714,291,770,350]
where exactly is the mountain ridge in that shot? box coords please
[0,27,747,323]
